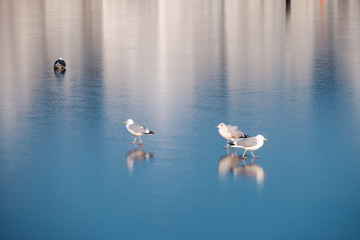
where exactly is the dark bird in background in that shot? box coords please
[54,57,66,70]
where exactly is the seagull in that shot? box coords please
[216,123,249,149]
[230,134,268,159]
[123,119,155,145]
[54,57,66,70]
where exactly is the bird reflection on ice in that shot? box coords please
[54,69,66,80]
[218,154,265,184]
[232,163,265,185]
[218,154,241,178]
[126,149,153,172]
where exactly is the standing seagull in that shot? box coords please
[216,123,249,149]
[230,135,268,159]
[123,119,155,145]
[54,57,66,70]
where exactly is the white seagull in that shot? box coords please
[123,119,155,145]
[230,134,268,159]
[216,123,249,149]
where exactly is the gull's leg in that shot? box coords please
[251,151,259,158]
[242,158,247,166]
[223,140,229,149]
[138,136,143,145]
[130,137,137,145]
[242,150,247,159]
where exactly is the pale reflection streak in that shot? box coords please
[153,0,196,132]
[1,1,360,136]
[284,0,315,91]
[218,154,265,185]
[232,163,265,185]
[126,148,153,172]
[101,1,197,135]
[331,1,360,103]
[0,1,44,140]
[218,154,241,178]
[222,0,318,124]
[224,0,285,88]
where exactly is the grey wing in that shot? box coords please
[234,137,258,147]
[129,124,150,134]
[227,125,245,138]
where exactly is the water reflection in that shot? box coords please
[1,1,360,238]
[126,148,153,172]
[285,0,291,30]
[286,0,291,16]
[218,154,241,178]
[218,154,265,184]
[54,69,66,80]
[0,0,359,136]
[232,163,265,185]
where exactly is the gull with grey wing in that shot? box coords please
[123,119,155,145]
[230,135,267,159]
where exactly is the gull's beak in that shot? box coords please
[122,121,126,124]
[216,126,219,128]
[264,138,268,141]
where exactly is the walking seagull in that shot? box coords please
[230,135,268,159]
[216,123,249,149]
[123,119,155,145]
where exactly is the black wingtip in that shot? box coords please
[149,131,155,135]
[244,134,250,138]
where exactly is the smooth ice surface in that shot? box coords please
[1,0,360,239]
